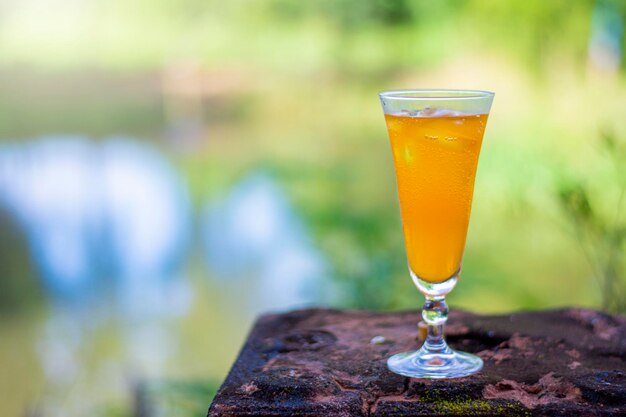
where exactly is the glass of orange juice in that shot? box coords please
[379,89,494,378]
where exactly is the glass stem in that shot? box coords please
[421,296,449,353]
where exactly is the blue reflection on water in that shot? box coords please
[0,139,330,316]
[0,137,192,386]
[203,173,331,311]
[0,138,101,301]
[0,138,190,310]
[0,138,332,413]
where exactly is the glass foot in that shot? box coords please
[387,346,483,379]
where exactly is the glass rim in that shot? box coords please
[379,89,495,100]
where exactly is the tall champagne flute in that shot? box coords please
[379,89,494,378]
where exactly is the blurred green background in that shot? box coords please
[1,0,625,416]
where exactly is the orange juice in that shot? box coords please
[384,111,488,282]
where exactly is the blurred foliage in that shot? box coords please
[1,0,624,314]
[267,0,415,28]
[274,162,406,309]
[93,380,220,417]
[557,130,626,312]
[1,0,625,75]
[139,379,220,417]
[0,207,42,315]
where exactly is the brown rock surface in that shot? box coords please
[207,308,626,416]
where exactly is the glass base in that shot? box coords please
[387,345,483,379]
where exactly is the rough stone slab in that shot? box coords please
[207,308,626,417]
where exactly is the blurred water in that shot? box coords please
[0,138,329,416]
[203,173,331,313]
[0,138,191,306]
